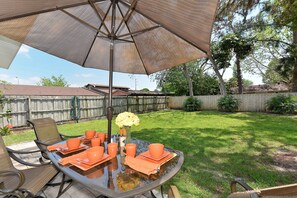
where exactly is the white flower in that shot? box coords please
[115,112,140,128]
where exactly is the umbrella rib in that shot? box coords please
[114,0,138,36]
[88,0,111,35]
[82,2,113,66]
[60,9,108,37]
[0,1,107,22]
[117,25,160,39]
[118,0,209,55]
[117,3,150,75]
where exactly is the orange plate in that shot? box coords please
[82,154,109,166]
[140,150,171,161]
[71,153,111,171]
[136,153,175,165]
[59,144,88,155]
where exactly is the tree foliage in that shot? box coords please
[155,61,220,96]
[37,75,69,87]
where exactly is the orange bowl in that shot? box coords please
[66,138,81,150]
[87,146,104,162]
[149,143,164,159]
[85,130,96,139]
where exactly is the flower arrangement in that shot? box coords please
[115,112,140,128]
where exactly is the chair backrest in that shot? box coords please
[0,135,14,171]
[28,117,62,146]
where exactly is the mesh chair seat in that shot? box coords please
[2,165,57,196]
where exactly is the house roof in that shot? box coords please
[0,84,98,96]
[85,84,130,90]
[231,83,290,94]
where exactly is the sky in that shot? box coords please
[0,45,263,90]
[0,45,158,90]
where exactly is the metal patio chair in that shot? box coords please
[27,117,81,161]
[0,135,59,198]
[228,178,297,198]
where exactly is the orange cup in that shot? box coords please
[66,138,81,150]
[126,143,137,157]
[91,138,101,147]
[85,130,96,139]
[108,143,118,158]
[87,146,104,162]
[97,133,105,143]
[149,143,164,159]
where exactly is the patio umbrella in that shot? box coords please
[0,0,219,142]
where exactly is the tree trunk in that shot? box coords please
[209,56,227,96]
[236,55,243,94]
[182,64,194,96]
[292,29,297,92]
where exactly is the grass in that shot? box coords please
[3,110,297,197]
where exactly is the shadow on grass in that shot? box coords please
[133,116,296,197]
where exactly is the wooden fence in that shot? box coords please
[169,92,297,111]
[0,95,168,127]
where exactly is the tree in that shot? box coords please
[0,80,11,85]
[264,0,297,91]
[37,75,69,87]
[155,61,220,96]
[141,88,150,92]
[210,0,260,95]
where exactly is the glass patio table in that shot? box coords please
[46,139,184,198]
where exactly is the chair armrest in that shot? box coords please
[34,139,51,147]
[0,170,25,194]
[59,132,81,140]
[231,178,254,193]
[6,148,50,167]
[6,147,42,154]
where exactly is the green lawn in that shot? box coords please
[3,110,297,197]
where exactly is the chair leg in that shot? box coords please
[56,173,73,198]
[150,185,164,198]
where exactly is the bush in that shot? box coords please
[217,95,240,112]
[266,94,297,114]
[183,97,202,112]
[0,125,12,136]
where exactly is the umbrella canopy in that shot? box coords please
[0,0,219,141]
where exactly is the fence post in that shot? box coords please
[103,96,107,117]
[27,96,32,122]
[126,96,129,111]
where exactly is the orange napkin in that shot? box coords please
[125,156,160,175]
[47,144,66,152]
[59,151,87,166]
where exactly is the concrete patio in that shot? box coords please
[6,142,164,198]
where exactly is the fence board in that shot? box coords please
[0,95,168,127]
[168,93,297,112]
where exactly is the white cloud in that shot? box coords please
[0,74,40,85]
[17,45,31,58]
[74,73,95,78]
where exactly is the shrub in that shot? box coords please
[183,97,202,112]
[217,95,240,112]
[266,94,297,114]
[0,124,12,136]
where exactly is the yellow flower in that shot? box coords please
[115,112,140,128]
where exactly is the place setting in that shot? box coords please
[47,137,88,155]
[124,143,176,176]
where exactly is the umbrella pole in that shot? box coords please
[107,0,116,143]
[107,39,114,144]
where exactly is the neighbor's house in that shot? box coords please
[84,84,130,96]
[230,83,290,94]
[0,84,98,96]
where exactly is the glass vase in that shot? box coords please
[124,126,132,144]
